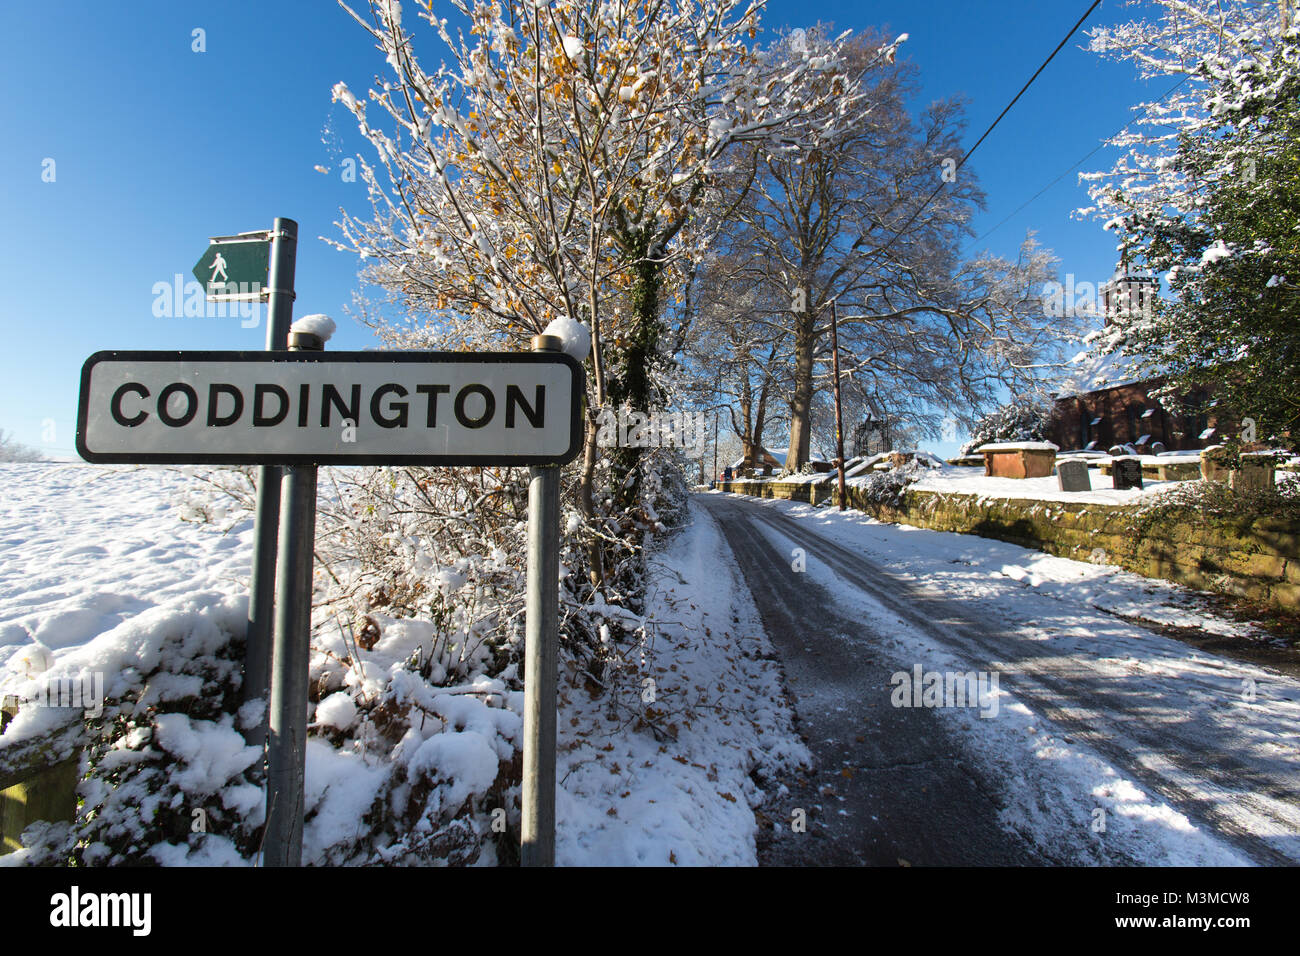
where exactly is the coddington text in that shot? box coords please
[108,381,547,432]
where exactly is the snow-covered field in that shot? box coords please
[0,465,252,679]
[0,463,805,866]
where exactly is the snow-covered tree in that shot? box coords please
[708,25,1068,470]
[1079,0,1300,441]
[682,248,792,466]
[0,429,43,463]
[959,397,1052,456]
[331,0,871,573]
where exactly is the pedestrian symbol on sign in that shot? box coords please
[209,252,229,286]
[193,235,271,300]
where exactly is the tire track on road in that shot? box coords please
[706,503,1067,866]
[702,495,1300,866]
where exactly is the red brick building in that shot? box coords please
[1048,375,1225,452]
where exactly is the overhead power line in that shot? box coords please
[866,0,1104,266]
[975,74,1191,245]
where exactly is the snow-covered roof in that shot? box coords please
[1053,347,1150,398]
[729,448,786,469]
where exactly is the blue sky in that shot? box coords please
[0,0,1165,459]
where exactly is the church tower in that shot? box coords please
[1100,258,1159,326]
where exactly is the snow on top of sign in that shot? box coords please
[291,314,337,342]
[544,316,591,361]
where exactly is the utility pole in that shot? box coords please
[712,408,719,484]
[830,300,847,511]
[698,422,705,485]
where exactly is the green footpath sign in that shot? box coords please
[193,233,271,299]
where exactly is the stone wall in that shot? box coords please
[0,702,81,854]
[721,479,836,506]
[717,480,1299,611]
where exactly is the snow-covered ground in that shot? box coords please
[0,463,806,865]
[0,464,252,680]
[743,457,1299,506]
[720,493,1300,865]
[5,462,1294,866]
[907,465,1183,505]
[555,499,807,865]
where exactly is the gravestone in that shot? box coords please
[1150,441,1167,455]
[1231,456,1276,493]
[1200,445,1230,482]
[1112,456,1144,490]
[1057,458,1092,492]
[980,443,1058,479]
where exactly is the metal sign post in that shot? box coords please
[246,220,296,734]
[189,220,294,732]
[263,329,322,868]
[521,334,562,867]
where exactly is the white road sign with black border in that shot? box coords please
[76,350,584,466]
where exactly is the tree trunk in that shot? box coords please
[607,230,664,510]
[753,353,773,455]
[577,412,603,587]
[785,312,815,470]
[738,375,755,467]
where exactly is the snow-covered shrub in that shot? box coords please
[171,466,255,528]
[960,398,1053,455]
[0,429,43,463]
[1134,475,1300,530]
[5,595,262,866]
[5,585,527,866]
[850,460,928,508]
[133,449,691,865]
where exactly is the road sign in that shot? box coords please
[76,350,584,466]
[193,234,271,300]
